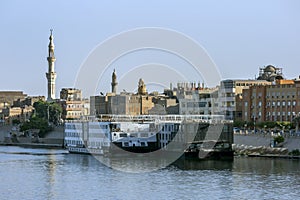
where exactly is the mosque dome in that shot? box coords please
[264,65,276,73]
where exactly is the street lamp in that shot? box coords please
[264,125,267,134]
[253,116,256,134]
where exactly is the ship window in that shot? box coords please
[130,133,138,137]
[140,133,148,138]
[141,142,145,146]
[120,133,127,137]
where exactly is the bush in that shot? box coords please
[12,119,20,125]
[274,135,284,144]
[20,116,52,137]
[288,149,300,156]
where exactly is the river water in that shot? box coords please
[0,146,299,200]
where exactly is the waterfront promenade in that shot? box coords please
[234,131,300,151]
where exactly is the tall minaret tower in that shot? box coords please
[46,29,57,102]
[111,69,118,93]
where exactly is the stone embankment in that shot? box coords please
[233,144,288,156]
[234,133,300,158]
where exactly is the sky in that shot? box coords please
[0,0,299,97]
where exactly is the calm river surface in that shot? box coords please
[0,146,299,200]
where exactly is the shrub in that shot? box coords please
[274,135,284,144]
[288,149,300,156]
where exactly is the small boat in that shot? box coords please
[184,140,234,160]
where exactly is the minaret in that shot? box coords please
[138,78,147,95]
[111,69,118,93]
[46,29,57,102]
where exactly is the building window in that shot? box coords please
[272,92,275,98]
[276,92,280,98]
[282,112,285,116]
[277,112,280,116]
[258,101,262,107]
[293,101,296,106]
[288,101,291,106]
[282,101,286,106]
[277,101,280,106]
[245,102,248,107]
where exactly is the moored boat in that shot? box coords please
[184,140,234,160]
[64,115,234,160]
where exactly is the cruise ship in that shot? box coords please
[64,115,233,159]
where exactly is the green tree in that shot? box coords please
[19,100,62,137]
[33,100,62,125]
[233,120,245,128]
[20,116,53,137]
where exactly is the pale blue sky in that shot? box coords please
[1,0,299,97]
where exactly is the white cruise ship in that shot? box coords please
[64,115,233,157]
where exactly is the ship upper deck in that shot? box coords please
[65,115,232,124]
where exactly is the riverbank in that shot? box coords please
[1,125,300,157]
[233,133,300,158]
[0,125,64,149]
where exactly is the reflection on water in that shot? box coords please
[233,156,300,175]
[0,146,300,200]
[172,158,234,170]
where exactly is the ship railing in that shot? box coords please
[65,115,232,124]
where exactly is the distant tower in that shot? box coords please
[111,69,118,93]
[138,78,147,95]
[46,29,57,102]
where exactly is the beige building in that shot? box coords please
[177,86,218,115]
[1,105,34,125]
[0,91,27,110]
[150,95,178,114]
[90,71,157,116]
[91,92,155,115]
[60,88,89,120]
